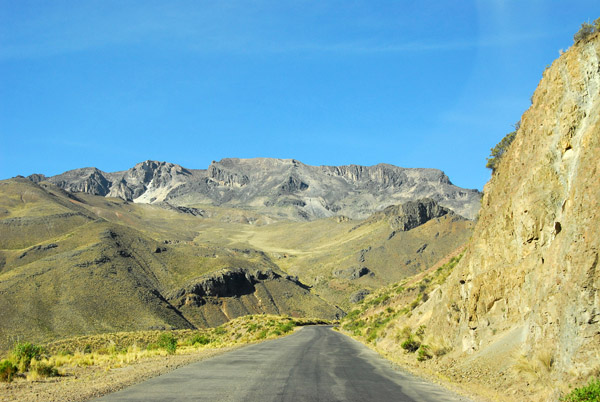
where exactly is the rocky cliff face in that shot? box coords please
[367,198,454,231]
[166,267,343,327]
[47,161,194,204]
[42,158,481,220]
[417,33,600,398]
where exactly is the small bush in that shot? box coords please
[213,327,227,336]
[30,360,59,378]
[561,378,600,402]
[276,321,296,334]
[157,333,177,354]
[0,359,18,382]
[486,123,519,172]
[401,335,421,353]
[257,330,268,339]
[188,334,211,346]
[11,342,44,372]
[417,345,432,361]
[344,309,362,321]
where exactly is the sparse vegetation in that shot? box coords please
[513,350,555,386]
[486,121,519,172]
[561,378,600,402]
[0,315,323,388]
[340,252,464,363]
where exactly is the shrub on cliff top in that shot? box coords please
[573,18,599,43]
[486,122,519,173]
[574,22,595,43]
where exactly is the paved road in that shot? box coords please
[95,326,471,402]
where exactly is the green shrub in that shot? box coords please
[213,327,227,336]
[343,309,362,321]
[30,360,59,378]
[562,378,600,402]
[188,334,211,346]
[276,321,296,334]
[257,330,268,339]
[417,345,432,361]
[157,333,177,354]
[409,294,423,310]
[400,335,421,353]
[486,123,518,172]
[11,341,44,372]
[366,330,378,343]
[0,360,17,382]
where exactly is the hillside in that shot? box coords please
[340,32,600,401]
[0,176,474,348]
[0,179,341,347]
[37,158,481,220]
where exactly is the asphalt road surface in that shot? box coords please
[95,326,471,402]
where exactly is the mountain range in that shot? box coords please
[1,159,476,347]
[28,158,481,221]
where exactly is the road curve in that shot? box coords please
[94,326,471,402]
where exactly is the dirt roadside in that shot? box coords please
[0,347,238,402]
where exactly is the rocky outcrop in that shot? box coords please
[349,289,371,303]
[44,161,193,204]
[26,173,46,183]
[40,158,481,220]
[167,267,343,327]
[207,162,250,187]
[48,167,112,196]
[332,266,372,280]
[410,33,600,399]
[369,198,455,231]
[106,161,192,203]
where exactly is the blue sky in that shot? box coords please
[0,1,598,190]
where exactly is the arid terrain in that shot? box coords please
[1,26,598,402]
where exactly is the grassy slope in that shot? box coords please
[191,212,473,310]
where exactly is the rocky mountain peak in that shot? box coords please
[39,158,481,220]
